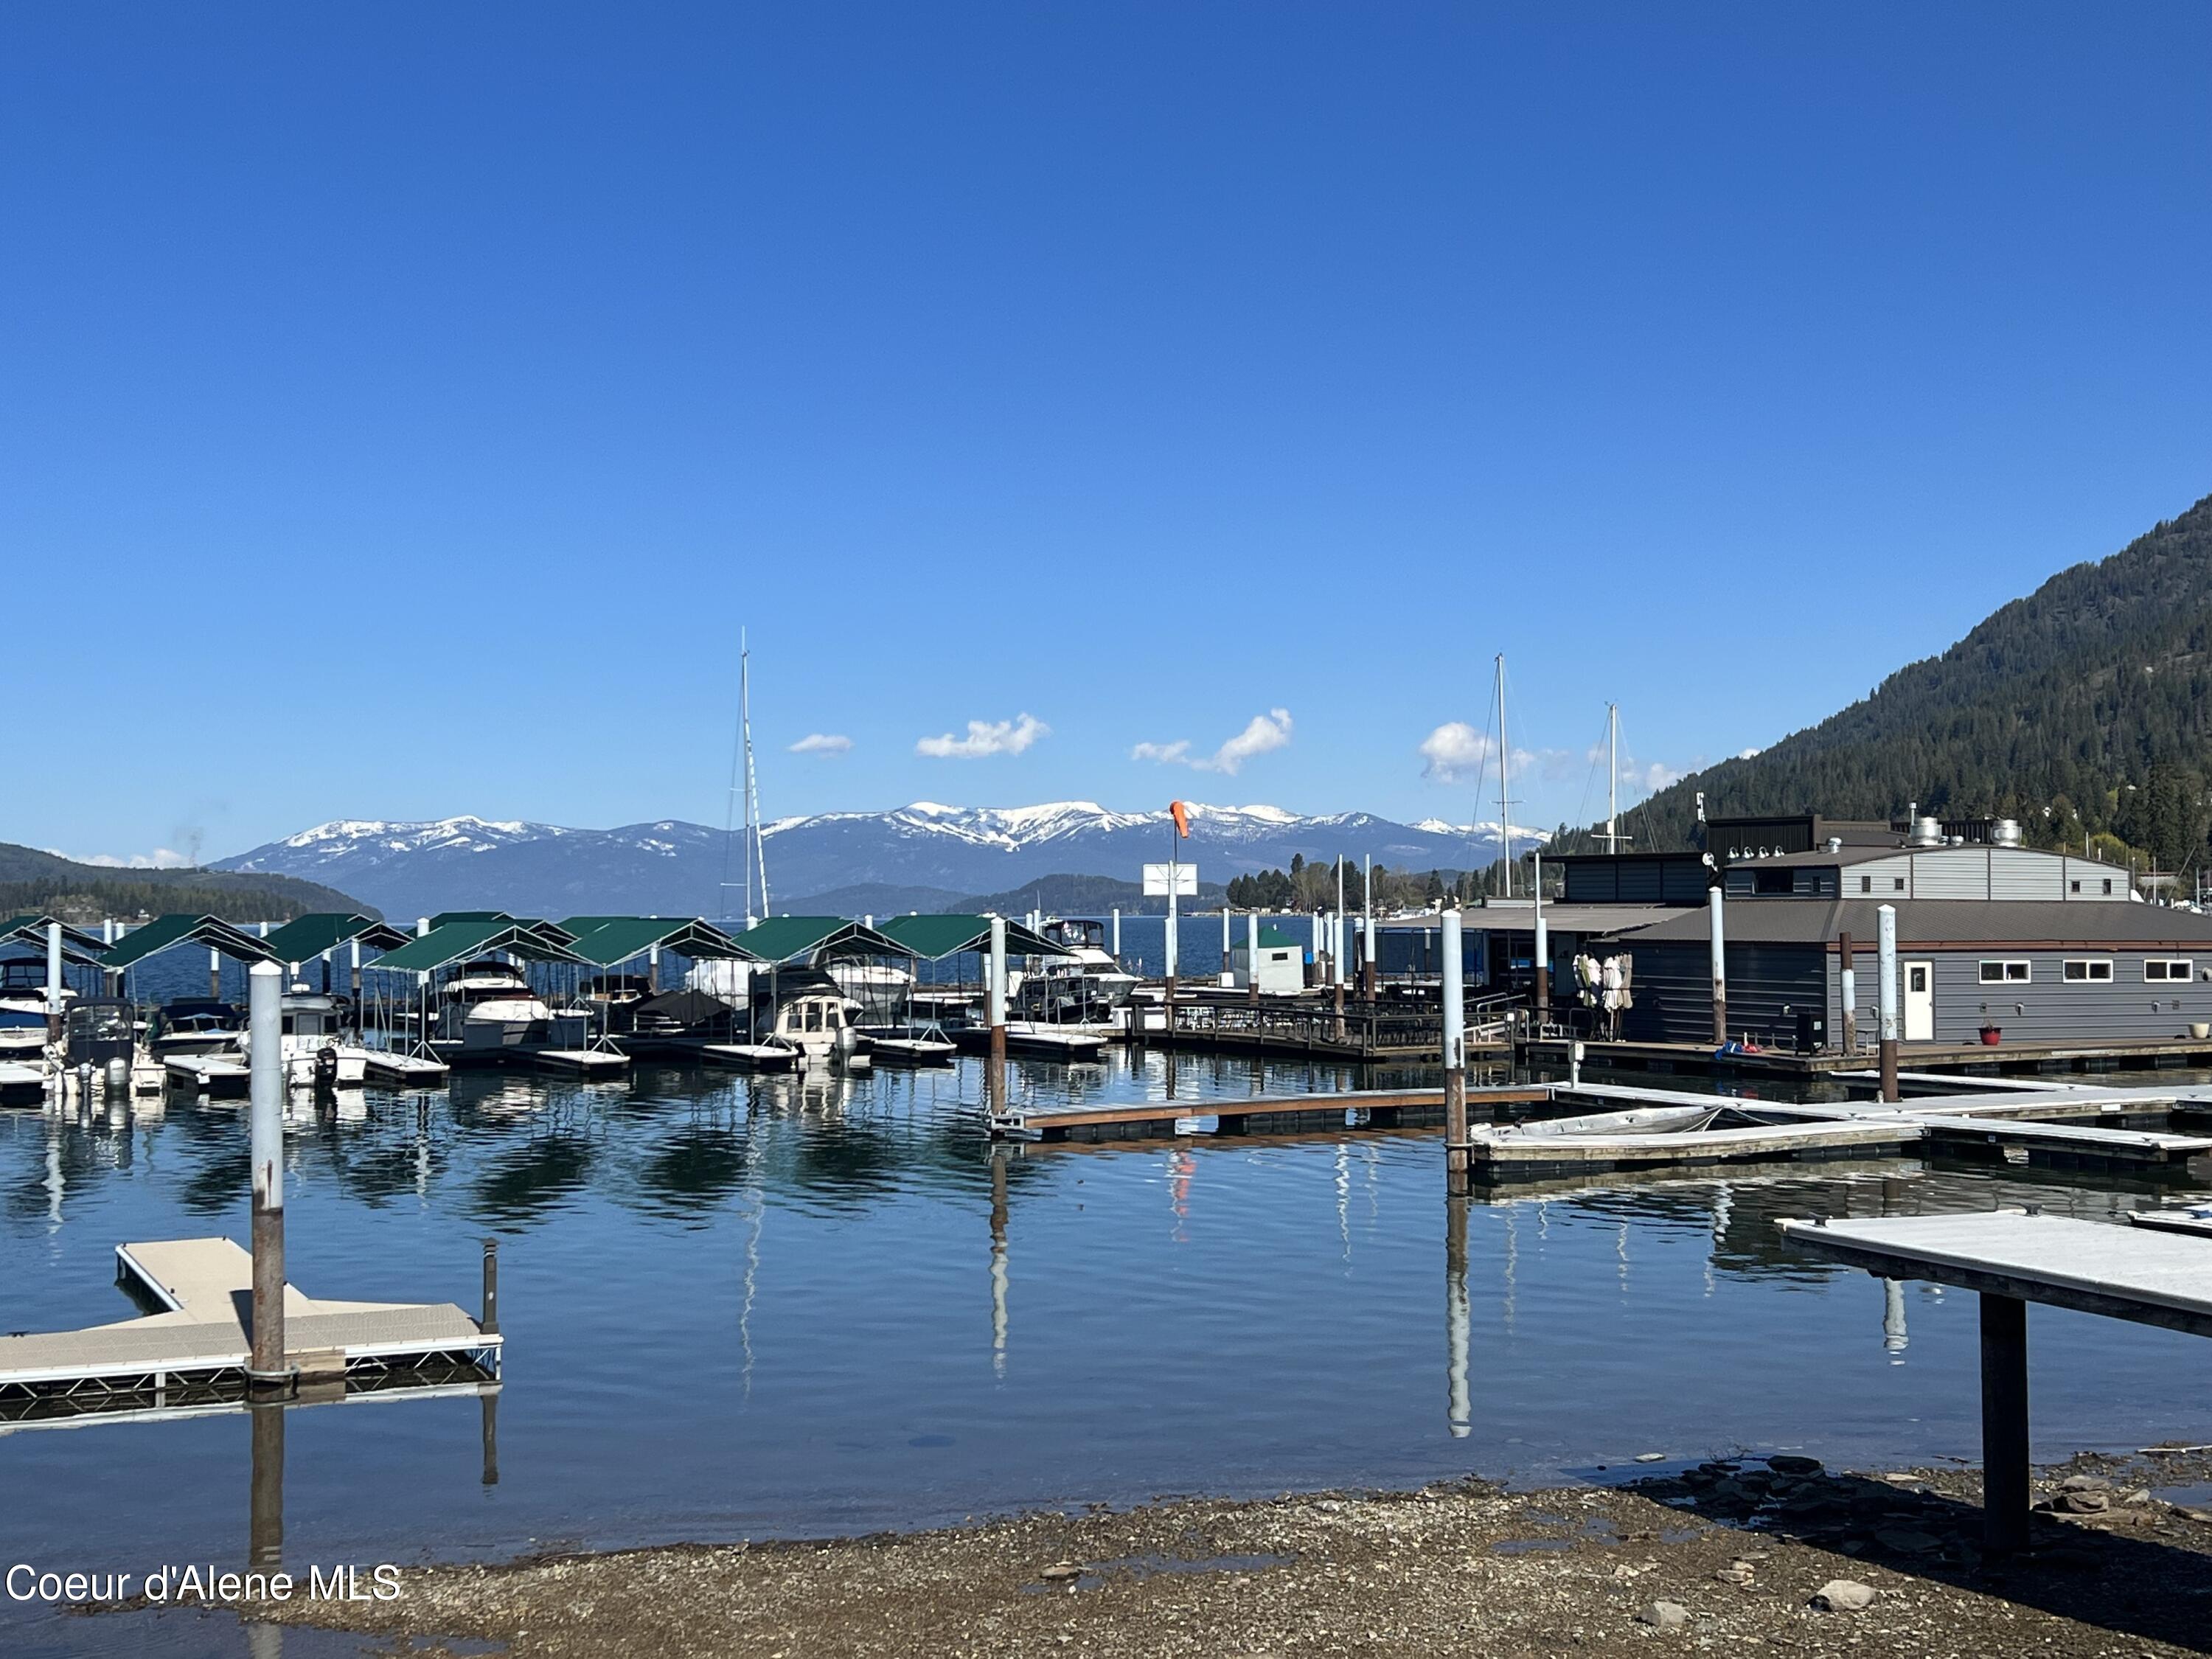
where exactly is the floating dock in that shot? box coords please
[533,1048,630,1078]
[359,1049,451,1088]
[1006,1085,1551,1143]
[0,1238,500,1424]
[162,1054,250,1096]
[698,1041,799,1072]
[1523,1033,2212,1079]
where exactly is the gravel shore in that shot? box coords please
[253,1447,2212,1658]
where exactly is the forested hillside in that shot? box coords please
[0,842,371,925]
[1567,493,2212,874]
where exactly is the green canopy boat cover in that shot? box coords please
[735,915,909,963]
[260,914,413,964]
[873,914,1068,960]
[363,919,588,975]
[102,915,282,970]
[563,917,758,967]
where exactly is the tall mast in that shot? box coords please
[740,632,771,925]
[1495,654,1512,898]
[1605,702,1620,855]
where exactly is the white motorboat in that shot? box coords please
[1015,919,1140,1023]
[150,1001,247,1063]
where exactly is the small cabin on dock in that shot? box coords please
[1228,925,1306,995]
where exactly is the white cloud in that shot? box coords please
[1419,723,1491,783]
[917,712,1049,759]
[1420,725,1565,784]
[1132,709,1293,776]
[788,733,852,755]
[52,847,194,869]
[1736,746,1762,760]
[1641,761,1686,791]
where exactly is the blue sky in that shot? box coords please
[7,4,2211,863]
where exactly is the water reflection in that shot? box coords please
[6,1051,2211,1659]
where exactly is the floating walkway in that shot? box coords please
[1004,1085,1551,1143]
[532,1048,630,1078]
[360,1050,451,1088]
[0,1239,500,1425]
[1523,1033,2212,1079]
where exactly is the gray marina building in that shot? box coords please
[1603,827,2212,1050]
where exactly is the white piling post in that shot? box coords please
[1246,909,1260,999]
[210,945,224,1001]
[986,916,1008,1121]
[1707,886,1728,1044]
[1442,903,1467,1192]
[248,961,288,1389]
[1877,903,1900,1102]
[1532,851,1548,1019]
[1110,908,1121,959]
[416,917,430,938]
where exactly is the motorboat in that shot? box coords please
[278,990,367,1087]
[0,962,58,1058]
[432,958,591,1065]
[1014,918,1140,1023]
[751,969,864,1062]
[150,1000,246,1062]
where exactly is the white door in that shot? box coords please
[1903,960,1934,1041]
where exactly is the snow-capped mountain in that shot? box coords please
[215,803,1526,920]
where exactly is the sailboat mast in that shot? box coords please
[740,633,771,925]
[1605,702,1620,855]
[1495,654,1512,898]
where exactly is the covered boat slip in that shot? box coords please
[1775,1211,2212,1554]
[0,1238,499,1424]
[361,917,630,1074]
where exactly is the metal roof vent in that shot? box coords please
[1908,816,1943,848]
[1993,818,2022,847]
[1826,837,1843,853]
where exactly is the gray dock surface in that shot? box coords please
[1777,1211,2212,1337]
[0,1238,499,1399]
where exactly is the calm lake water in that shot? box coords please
[4,1047,2211,1657]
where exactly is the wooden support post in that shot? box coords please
[1441,904,1468,1194]
[481,1238,500,1335]
[1979,1292,2031,1557]
[247,961,289,1394]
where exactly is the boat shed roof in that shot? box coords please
[737,915,911,963]
[874,914,1068,960]
[0,916,111,964]
[365,919,588,974]
[1612,898,2212,950]
[427,911,579,945]
[102,915,282,970]
[260,914,412,964]
[563,917,759,966]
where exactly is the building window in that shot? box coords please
[2104,879,2114,895]
[2070,880,2081,894]
[2062,959,2112,982]
[1893,878,1906,891]
[1978,960,2031,984]
[2145,959,2194,982]
[1860,876,1871,893]
[1754,869,1792,894]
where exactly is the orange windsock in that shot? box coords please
[1169,800,1190,838]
